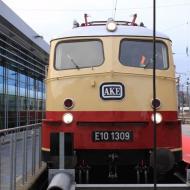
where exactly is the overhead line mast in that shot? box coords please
[153,0,157,189]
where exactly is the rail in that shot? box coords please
[0,123,42,190]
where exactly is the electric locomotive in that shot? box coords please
[42,15,182,183]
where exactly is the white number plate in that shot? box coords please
[92,131,133,142]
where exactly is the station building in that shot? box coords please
[0,1,49,129]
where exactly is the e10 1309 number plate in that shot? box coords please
[92,131,133,142]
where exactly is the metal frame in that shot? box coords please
[0,36,46,69]
[0,45,45,74]
[0,22,48,66]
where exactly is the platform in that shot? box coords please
[16,162,47,190]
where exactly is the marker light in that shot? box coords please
[151,113,163,124]
[151,98,161,109]
[106,18,117,32]
[63,113,73,124]
[64,98,74,110]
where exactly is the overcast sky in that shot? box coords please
[2,0,190,81]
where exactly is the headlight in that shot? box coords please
[106,18,117,32]
[63,113,73,124]
[151,113,162,124]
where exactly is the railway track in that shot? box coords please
[47,169,190,190]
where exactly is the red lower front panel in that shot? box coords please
[42,111,181,150]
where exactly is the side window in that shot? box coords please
[119,40,168,70]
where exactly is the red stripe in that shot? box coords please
[45,111,178,121]
[42,111,181,150]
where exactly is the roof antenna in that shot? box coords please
[186,21,189,56]
[113,0,118,19]
[131,13,137,26]
[84,13,89,26]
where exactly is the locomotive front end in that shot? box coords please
[42,23,181,183]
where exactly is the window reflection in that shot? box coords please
[8,69,16,79]
[0,76,2,93]
[0,66,46,129]
[20,73,26,82]
[0,65,3,75]
[8,79,16,95]
[119,40,168,70]
[0,30,48,129]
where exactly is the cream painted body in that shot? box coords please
[46,36,177,112]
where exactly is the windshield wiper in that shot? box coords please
[143,58,153,69]
[67,54,80,70]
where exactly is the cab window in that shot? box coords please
[119,40,168,70]
[55,40,104,70]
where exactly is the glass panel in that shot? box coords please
[0,76,3,93]
[8,95,16,111]
[119,40,168,70]
[20,111,27,126]
[29,77,34,98]
[30,111,35,124]
[8,79,16,95]
[38,100,42,110]
[20,81,25,96]
[0,115,3,129]
[29,98,35,110]
[20,73,26,82]
[0,93,3,128]
[0,65,3,76]
[37,81,42,98]
[39,81,43,92]
[20,97,27,111]
[55,40,104,70]
[29,77,34,88]
[0,94,3,110]
[8,69,16,79]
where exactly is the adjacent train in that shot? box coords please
[42,16,182,183]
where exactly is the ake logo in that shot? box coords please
[100,82,125,100]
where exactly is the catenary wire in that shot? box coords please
[13,2,190,12]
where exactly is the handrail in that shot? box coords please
[0,123,41,135]
[0,123,42,190]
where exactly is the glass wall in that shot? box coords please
[0,29,47,129]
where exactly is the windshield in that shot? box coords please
[55,40,104,70]
[119,40,168,70]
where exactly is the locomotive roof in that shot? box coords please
[55,25,170,41]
